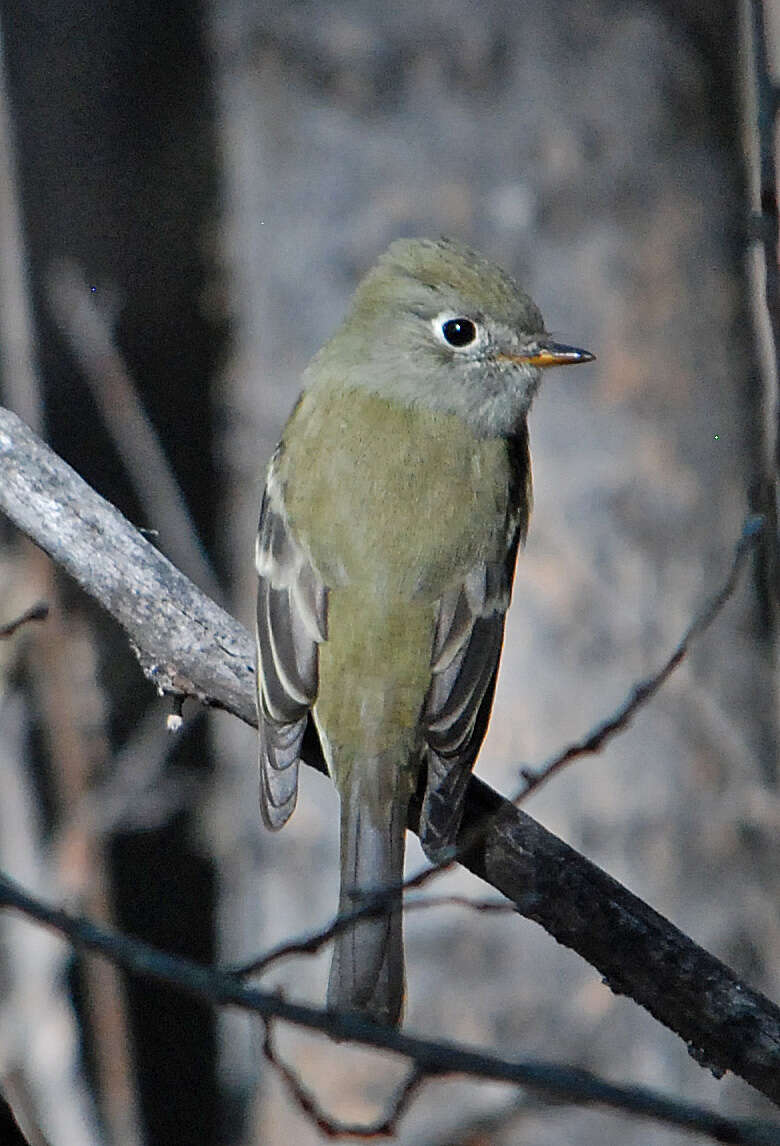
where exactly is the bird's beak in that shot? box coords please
[498,339,595,368]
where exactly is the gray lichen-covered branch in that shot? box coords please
[0,405,779,1107]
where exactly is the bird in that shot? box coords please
[254,237,594,1026]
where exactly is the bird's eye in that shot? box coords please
[441,317,478,348]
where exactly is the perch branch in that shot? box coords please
[0,405,778,1104]
[0,872,778,1146]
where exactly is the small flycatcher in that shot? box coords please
[255,237,593,1025]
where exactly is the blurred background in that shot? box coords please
[0,1,777,1144]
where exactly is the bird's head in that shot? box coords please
[311,237,594,436]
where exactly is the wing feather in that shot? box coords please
[420,569,510,860]
[419,426,531,862]
[255,457,327,829]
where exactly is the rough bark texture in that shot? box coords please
[0,409,254,727]
[1,404,778,1106]
[1,1,777,1142]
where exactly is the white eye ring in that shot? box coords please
[432,312,482,351]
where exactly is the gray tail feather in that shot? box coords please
[327,775,406,1026]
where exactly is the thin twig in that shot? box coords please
[46,259,222,604]
[0,696,104,1146]
[53,707,202,843]
[512,513,766,801]
[0,407,778,1101]
[418,510,763,883]
[23,592,145,1146]
[247,514,764,979]
[0,872,777,1146]
[234,895,513,977]
[0,406,253,722]
[263,1020,424,1138]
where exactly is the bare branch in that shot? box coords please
[234,895,513,977]
[0,406,254,724]
[46,259,222,604]
[0,872,777,1146]
[262,1021,424,1138]
[397,512,765,896]
[512,515,765,800]
[0,405,778,1103]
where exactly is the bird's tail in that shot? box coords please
[327,766,407,1026]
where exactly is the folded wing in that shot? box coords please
[255,458,327,828]
[420,427,531,861]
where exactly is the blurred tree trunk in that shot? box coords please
[0,0,775,1144]
[209,1,777,1143]
[0,1,226,1143]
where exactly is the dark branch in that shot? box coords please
[454,776,780,1102]
[0,405,779,1104]
[233,895,513,977]
[262,1020,424,1138]
[512,515,764,800]
[390,514,765,902]
[0,872,777,1146]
